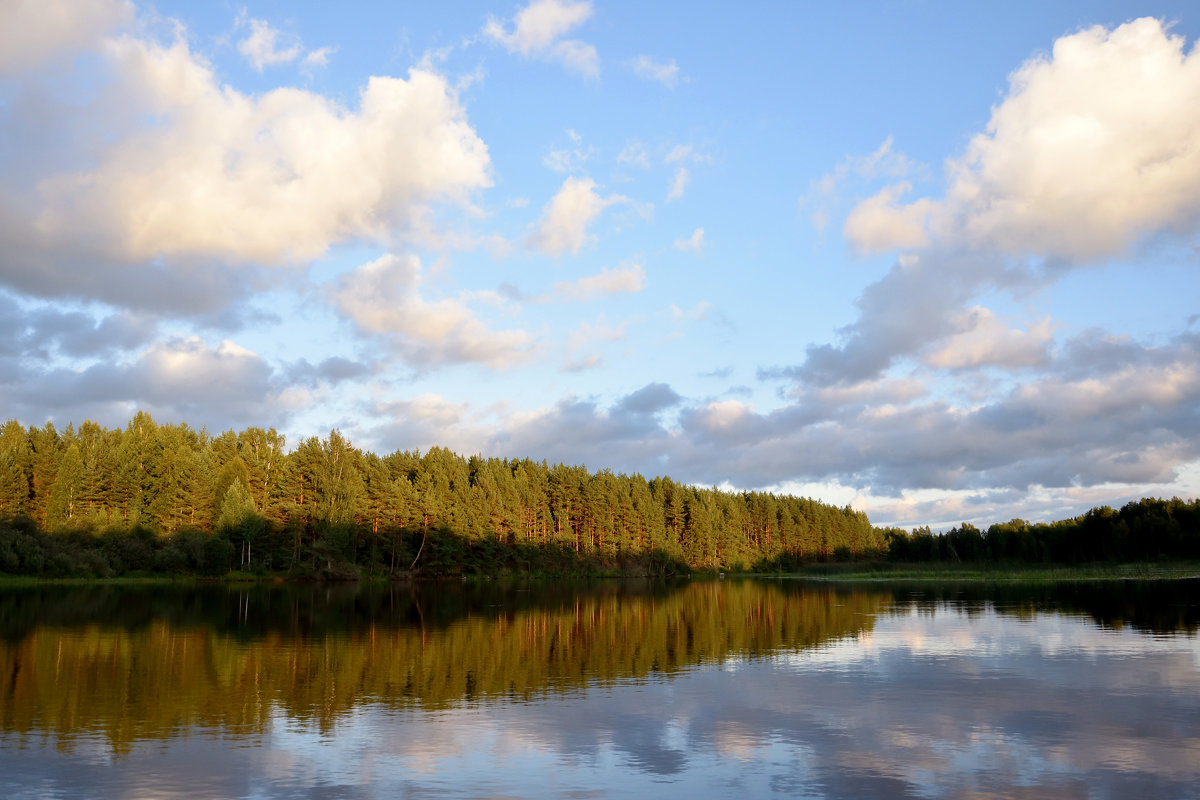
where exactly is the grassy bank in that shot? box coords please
[758,560,1200,582]
[5,561,1200,586]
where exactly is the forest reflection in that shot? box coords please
[1,578,1195,755]
[0,580,883,751]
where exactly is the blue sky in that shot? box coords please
[2,0,1199,528]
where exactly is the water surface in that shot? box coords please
[1,579,1197,798]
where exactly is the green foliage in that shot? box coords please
[216,481,256,531]
[874,497,1200,566]
[2,413,1198,578]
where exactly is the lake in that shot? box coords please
[1,578,1197,798]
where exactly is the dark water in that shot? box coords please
[1,578,1197,799]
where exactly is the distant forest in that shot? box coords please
[0,413,1197,579]
[876,497,1200,566]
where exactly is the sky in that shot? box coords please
[1,0,1199,529]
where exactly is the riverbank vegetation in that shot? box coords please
[0,413,876,578]
[769,560,1200,582]
[873,497,1200,566]
[1,414,1197,579]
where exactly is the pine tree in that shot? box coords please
[217,481,264,568]
[0,420,32,516]
[46,442,84,529]
[27,422,62,527]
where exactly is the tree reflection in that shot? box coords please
[0,580,884,751]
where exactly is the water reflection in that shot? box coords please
[0,580,884,746]
[0,579,1197,799]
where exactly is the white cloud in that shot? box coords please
[0,0,133,74]
[792,249,1012,386]
[803,136,920,234]
[845,18,1200,260]
[924,307,1055,369]
[805,18,1200,391]
[483,0,598,77]
[302,46,335,70]
[331,253,535,369]
[238,18,303,71]
[843,182,934,254]
[551,261,646,301]
[631,55,679,87]
[696,399,752,432]
[673,227,705,253]
[3,27,491,304]
[667,167,689,202]
[527,177,628,256]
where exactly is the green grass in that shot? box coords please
[757,560,1200,582]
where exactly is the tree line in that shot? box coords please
[877,497,1200,564]
[0,412,880,577]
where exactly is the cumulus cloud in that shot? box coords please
[489,395,673,467]
[793,250,1022,386]
[924,307,1055,369]
[845,18,1200,259]
[483,332,1200,505]
[0,294,159,361]
[483,0,598,77]
[1,336,291,432]
[331,253,535,369]
[631,55,679,87]
[801,18,1200,390]
[37,43,489,263]
[365,394,498,455]
[842,182,934,254]
[673,228,705,253]
[527,177,629,256]
[27,308,158,359]
[616,383,681,415]
[0,0,133,73]
[0,19,490,315]
[285,356,373,388]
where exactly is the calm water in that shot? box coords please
[1,579,1198,799]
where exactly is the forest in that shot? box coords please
[0,412,879,578]
[1,412,1197,579]
[875,497,1200,566]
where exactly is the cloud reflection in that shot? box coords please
[2,584,1198,798]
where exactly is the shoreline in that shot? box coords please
[3,561,1200,586]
